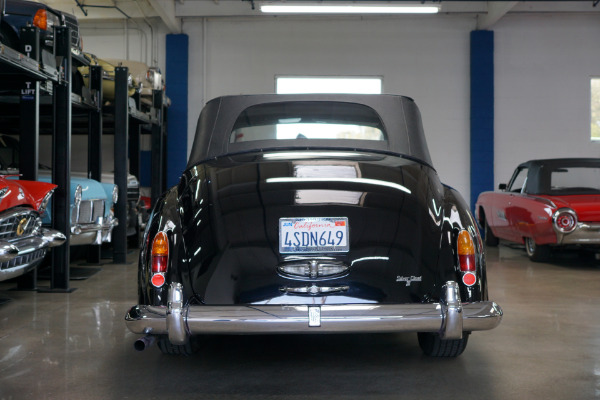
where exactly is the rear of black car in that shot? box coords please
[126,94,502,357]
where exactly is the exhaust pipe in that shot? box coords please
[134,335,156,351]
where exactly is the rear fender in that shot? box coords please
[138,186,187,306]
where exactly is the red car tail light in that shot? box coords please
[553,208,577,234]
[151,232,169,287]
[33,9,48,31]
[457,230,477,287]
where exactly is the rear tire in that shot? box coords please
[525,237,550,262]
[157,336,199,356]
[418,332,469,357]
[484,219,499,247]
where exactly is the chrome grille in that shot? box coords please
[127,186,140,202]
[0,209,40,241]
[63,14,80,50]
[0,249,46,271]
[72,200,105,224]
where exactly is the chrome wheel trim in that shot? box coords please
[525,237,535,256]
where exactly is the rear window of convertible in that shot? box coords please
[230,101,386,143]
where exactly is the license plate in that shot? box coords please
[279,217,349,253]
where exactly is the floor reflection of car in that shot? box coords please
[476,158,600,261]
[0,176,65,282]
[126,94,503,357]
[0,135,118,246]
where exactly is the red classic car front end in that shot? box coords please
[0,177,66,281]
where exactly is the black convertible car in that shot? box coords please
[125,94,502,357]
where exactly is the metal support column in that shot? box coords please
[470,30,495,212]
[49,26,74,292]
[113,67,129,264]
[87,65,103,264]
[129,122,140,181]
[16,27,40,290]
[151,89,164,207]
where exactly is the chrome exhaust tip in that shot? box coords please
[134,335,156,351]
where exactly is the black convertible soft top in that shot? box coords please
[519,158,600,194]
[187,94,433,168]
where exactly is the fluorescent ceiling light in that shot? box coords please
[260,3,440,14]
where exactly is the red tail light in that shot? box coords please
[457,230,477,286]
[151,232,168,287]
[33,9,48,31]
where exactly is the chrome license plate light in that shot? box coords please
[308,306,321,327]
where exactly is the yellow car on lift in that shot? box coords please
[77,53,137,102]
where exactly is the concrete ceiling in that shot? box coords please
[41,1,600,34]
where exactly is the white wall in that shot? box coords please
[185,15,475,200]
[74,11,600,203]
[494,13,600,186]
[79,19,167,71]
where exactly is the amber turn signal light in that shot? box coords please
[33,9,48,31]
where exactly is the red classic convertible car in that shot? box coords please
[0,176,65,281]
[475,158,600,261]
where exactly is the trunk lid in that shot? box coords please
[545,194,600,222]
[185,151,445,306]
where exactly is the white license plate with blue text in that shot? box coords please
[279,217,349,253]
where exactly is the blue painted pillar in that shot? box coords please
[166,34,189,188]
[470,30,494,212]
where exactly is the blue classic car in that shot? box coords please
[38,173,118,245]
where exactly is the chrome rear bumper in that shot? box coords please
[557,222,600,245]
[125,281,503,345]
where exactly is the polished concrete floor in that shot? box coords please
[1,245,600,399]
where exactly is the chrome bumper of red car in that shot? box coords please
[557,222,600,245]
[0,228,66,281]
[125,281,503,345]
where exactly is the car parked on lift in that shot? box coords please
[0,135,119,246]
[1,0,87,94]
[104,58,169,110]
[0,176,65,282]
[78,54,169,110]
[125,94,503,357]
[77,52,137,103]
[476,158,600,261]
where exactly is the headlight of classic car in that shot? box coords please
[553,208,578,233]
[38,188,55,216]
[74,185,83,207]
[112,185,119,204]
